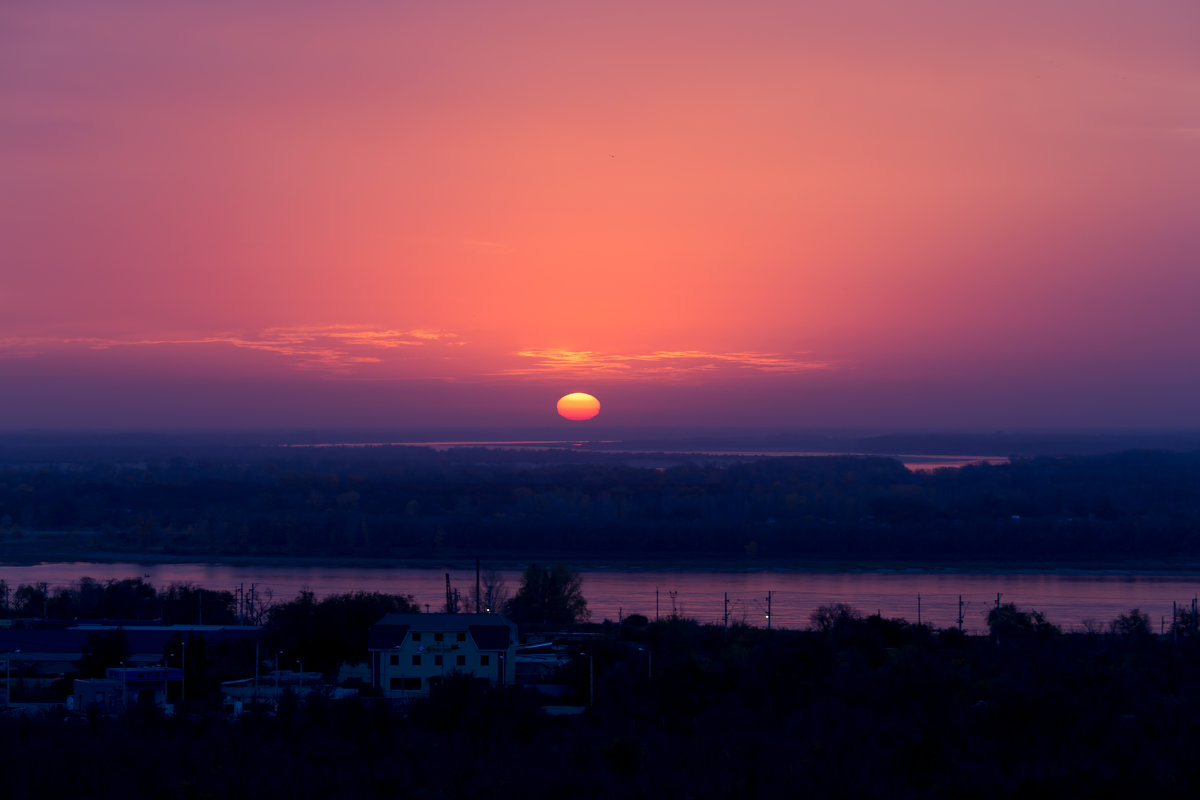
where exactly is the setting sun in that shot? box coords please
[557,392,601,421]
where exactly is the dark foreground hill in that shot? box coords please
[4,613,1200,799]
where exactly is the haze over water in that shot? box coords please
[277,438,1008,472]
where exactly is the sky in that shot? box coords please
[2,1,1198,430]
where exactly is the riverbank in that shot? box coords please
[5,542,1200,576]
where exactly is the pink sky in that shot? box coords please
[2,1,1198,429]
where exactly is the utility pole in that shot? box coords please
[766,591,772,631]
[917,593,921,627]
[958,596,964,632]
[579,652,593,707]
[724,592,729,640]
[655,588,659,621]
[253,638,259,707]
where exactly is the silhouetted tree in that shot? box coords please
[810,603,862,633]
[987,602,1059,641]
[13,582,47,618]
[1110,608,1153,639]
[1172,602,1200,639]
[505,563,588,626]
[76,629,130,678]
[264,590,418,675]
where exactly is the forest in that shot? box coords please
[2,445,1200,562]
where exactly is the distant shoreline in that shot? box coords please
[5,548,1200,576]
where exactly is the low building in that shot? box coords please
[72,679,126,715]
[72,667,182,715]
[0,622,261,688]
[368,614,516,700]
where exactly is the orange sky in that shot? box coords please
[2,1,1198,428]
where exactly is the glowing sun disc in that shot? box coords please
[557,392,600,421]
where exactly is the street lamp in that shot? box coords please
[636,646,652,683]
[578,652,593,707]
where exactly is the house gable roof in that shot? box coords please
[368,614,515,651]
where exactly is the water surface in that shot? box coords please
[3,562,1197,634]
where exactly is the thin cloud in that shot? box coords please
[503,348,835,379]
[0,326,461,370]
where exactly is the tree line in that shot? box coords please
[3,447,1200,561]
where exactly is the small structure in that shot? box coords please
[72,679,126,715]
[220,669,326,709]
[0,623,261,690]
[369,614,516,700]
[73,667,182,715]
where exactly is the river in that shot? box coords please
[2,562,1198,634]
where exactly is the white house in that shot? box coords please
[368,614,517,699]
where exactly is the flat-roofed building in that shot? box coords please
[368,614,516,699]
